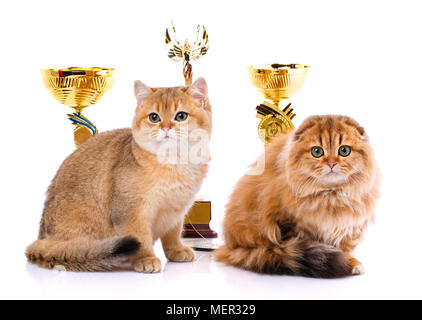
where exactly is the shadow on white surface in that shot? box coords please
[14,242,410,299]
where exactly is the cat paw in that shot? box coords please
[165,246,195,262]
[133,256,162,273]
[352,263,365,275]
[349,257,364,275]
[53,265,66,271]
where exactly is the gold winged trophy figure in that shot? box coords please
[165,21,209,86]
[165,22,218,248]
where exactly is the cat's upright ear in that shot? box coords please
[134,80,153,110]
[188,77,209,109]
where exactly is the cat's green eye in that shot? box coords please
[311,146,324,158]
[175,111,188,122]
[148,113,161,123]
[338,145,351,157]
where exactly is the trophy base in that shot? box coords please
[182,237,221,251]
[182,224,218,238]
[183,201,218,239]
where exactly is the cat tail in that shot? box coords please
[214,238,351,278]
[25,236,140,272]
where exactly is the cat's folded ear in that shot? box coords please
[134,80,154,109]
[345,118,367,140]
[187,77,209,109]
[293,116,318,141]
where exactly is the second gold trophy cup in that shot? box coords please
[249,64,310,143]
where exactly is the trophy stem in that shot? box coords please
[73,106,83,115]
[272,99,282,112]
[183,60,193,86]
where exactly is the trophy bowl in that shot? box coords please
[41,67,115,112]
[41,67,115,147]
[248,64,309,106]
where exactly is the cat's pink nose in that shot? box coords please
[162,127,171,138]
[328,162,337,169]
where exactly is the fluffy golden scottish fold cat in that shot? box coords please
[26,78,211,273]
[215,115,379,278]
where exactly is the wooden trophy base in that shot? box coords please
[182,201,218,238]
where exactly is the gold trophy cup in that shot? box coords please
[41,67,115,147]
[249,64,309,143]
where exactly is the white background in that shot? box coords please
[1,0,421,299]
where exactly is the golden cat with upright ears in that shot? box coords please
[26,78,212,273]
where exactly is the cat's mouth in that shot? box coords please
[319,171,346,185]
[157,135,177,142]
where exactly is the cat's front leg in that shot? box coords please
[161,220,195,262]
[340,237,364,275]
[112,210,162,273]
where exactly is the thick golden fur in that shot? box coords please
[26,78,211,272]
[215,115,380,278]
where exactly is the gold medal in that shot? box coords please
[258,113,295,144]
[73,125,93,148]
[67,112,98,148]
[256,101,295,143]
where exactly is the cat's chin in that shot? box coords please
[134,138,177,153]
[318,172,347,186]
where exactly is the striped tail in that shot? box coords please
[26,236,140,272]
[214,238,351,278]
